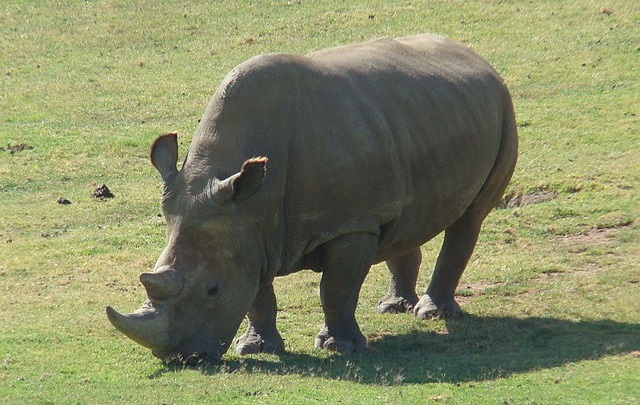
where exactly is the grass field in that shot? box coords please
[1,0,639,403]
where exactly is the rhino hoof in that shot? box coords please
[235,339,264,355]
[314,332,366,353]
[235,332,284,356]
[378,295,418,314]
[413,295,461,320]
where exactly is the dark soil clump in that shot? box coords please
[93,184,115,199]
[2,143,34,154]
[57,197,72,205]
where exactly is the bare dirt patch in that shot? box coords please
[558,220,633,250]
[40,229,68,238]
[541,221,634,280]
[456,281,506,304]
[562,228,616,247]
[460,281,507,294]
[498,191,558,209]
[534,263,603,281]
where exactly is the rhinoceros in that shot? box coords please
[106,34,517,364]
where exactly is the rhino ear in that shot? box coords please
[151,133,179,183]
[219,157,268,201]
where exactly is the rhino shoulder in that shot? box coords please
[218,53,307,100]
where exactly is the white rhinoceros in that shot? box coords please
[107,34,518,364]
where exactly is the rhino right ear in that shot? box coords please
[215,157,268,202]
[151,133,179,183]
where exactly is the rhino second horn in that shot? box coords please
[106,304,170,350]
[140,268,184,300]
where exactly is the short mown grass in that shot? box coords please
[1,1,638,404]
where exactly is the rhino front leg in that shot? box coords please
[378,248,421,314]
[315,233,377,353]
[235,283,285,355]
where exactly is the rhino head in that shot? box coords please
[106,133,268,364]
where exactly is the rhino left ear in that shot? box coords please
[219,157,268,201]
[151,133,179,183]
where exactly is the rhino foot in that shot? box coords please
[378,294,418,314]
[235,330,284,356]
[413,294,462,320]
[314,326,366,353]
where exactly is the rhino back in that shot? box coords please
[186,34,510,271]
[285,35,508,261]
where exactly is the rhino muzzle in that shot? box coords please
[150,348,223,366]
[106,302,226,364]
[106,302,171,351]
[107,267,228,364]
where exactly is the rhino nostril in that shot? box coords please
[207,285,219,296]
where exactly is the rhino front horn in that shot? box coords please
[106,303,170,350]
[140,267,184,300]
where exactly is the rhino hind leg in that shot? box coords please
[378,248,421,314]
[235,284,285,355]
[415,111,518,320]
[315,232,377,353]
[414,173,509,320]
[414,213,481,320]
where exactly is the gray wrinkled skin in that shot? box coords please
[107,34,517,363]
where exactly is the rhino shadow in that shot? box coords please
[151,315,640,384]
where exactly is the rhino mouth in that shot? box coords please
[151,336,228,366]
[153,350,221,367]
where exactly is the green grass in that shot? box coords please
[1,0,639,403]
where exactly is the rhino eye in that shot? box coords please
[207,285,220,296]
